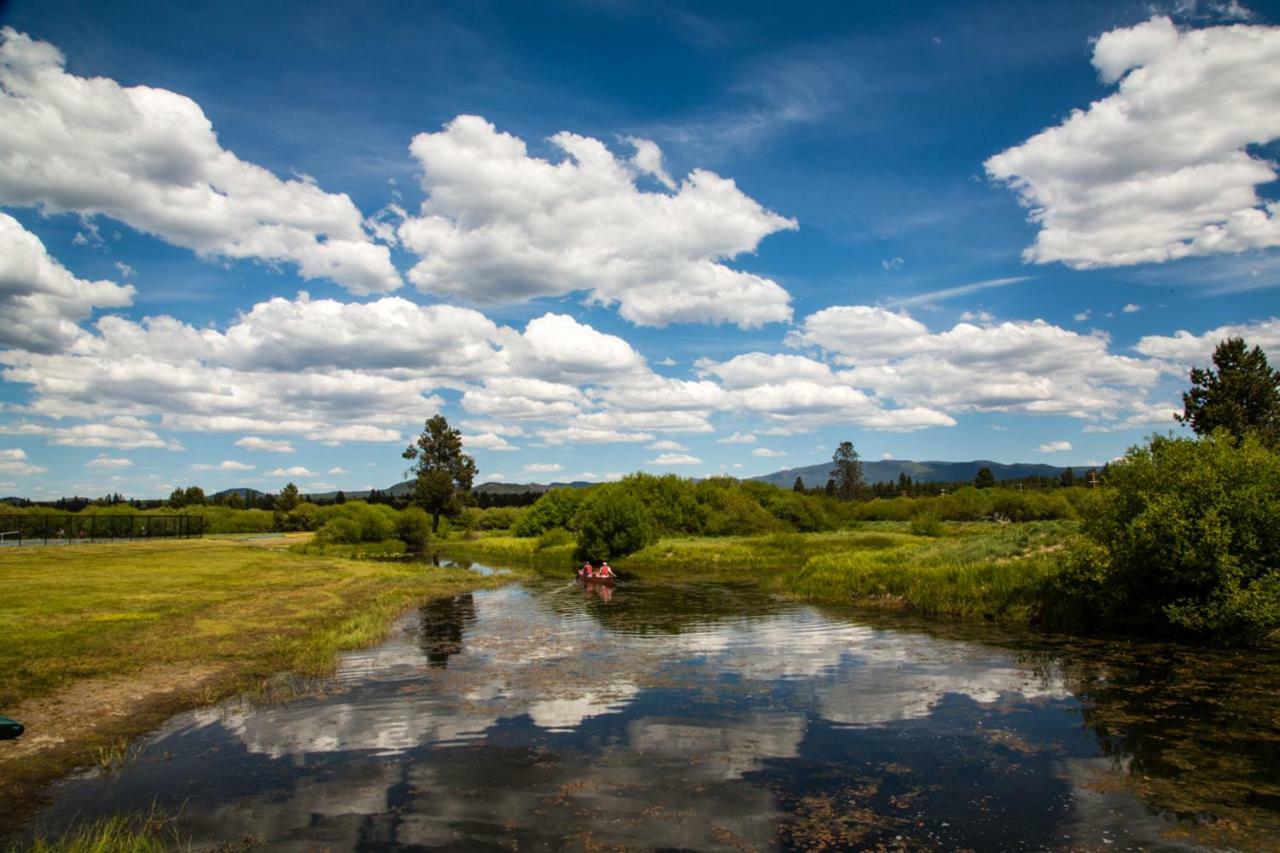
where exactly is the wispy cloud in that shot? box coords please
[885,276,1032,309]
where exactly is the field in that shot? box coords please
[0,536,526,830]
[444,520,1077,623]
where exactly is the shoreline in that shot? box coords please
[0,537,528,838]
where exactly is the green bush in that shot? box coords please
[1056,431,1280,644]
[535,526,575,551]
[910,514,944,537]
[396,507,432,553]
[512,488,585,537]
[573,486,658,560]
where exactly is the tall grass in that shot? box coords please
[10,808,179,853]
[448,521,1078,624]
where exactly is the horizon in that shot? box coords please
[3,1,1280,499]
[0,455,1097,502]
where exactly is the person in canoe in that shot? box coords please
[579,561,595,578]
[595,561,616,579]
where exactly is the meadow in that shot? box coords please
[443,519,1076,625]
[0,536,528,831]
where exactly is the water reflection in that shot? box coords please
[27,571,1280,850]
[419,593,476,668]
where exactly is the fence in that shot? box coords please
[0,515,204,546]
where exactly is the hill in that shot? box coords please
[751,459,1083,490]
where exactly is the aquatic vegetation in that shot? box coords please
[8,807,181,853]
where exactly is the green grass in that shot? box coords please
[0,537,528,827]
[445,521,1076,623]
[8,808,181,853]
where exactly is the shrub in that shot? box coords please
[535,526,575,551]
[573,486,658,560]
[512,488,585,537]
[910,515,944,537]
[1057,430,1280,643]
[396,507,432,553]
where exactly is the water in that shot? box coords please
[28,567,1280,850]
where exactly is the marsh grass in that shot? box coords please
[8,807,182,853]
[449,521,1077,623]
[0,538,528,827]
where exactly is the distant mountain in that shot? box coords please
[751,459,1084,490]
[210,487,267,501]
[212,461,1083,506]
[474,481,593,495]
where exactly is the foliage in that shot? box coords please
[1178,337,1280,446]
[851,487,1083,523]
[403,415,478,531]
[166,485,206,508]
[274,482,300,512]
[511,488,586,536]
[910,514,943,537]
[573,485,658,560]
[973,466,995,489]
[11,808,178,853]
[1056,430,1280,643]
[535,526,575,551]
[831,441,863,499]
[395,507,432,553]
[312,501,398,545]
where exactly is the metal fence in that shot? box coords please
[0,515,204,546]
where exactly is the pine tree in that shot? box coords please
[403,415,477,532]
[1178,337,1280,445]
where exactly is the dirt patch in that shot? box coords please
[0,663,232,835]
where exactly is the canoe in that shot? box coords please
[0,716,23,740]
[576,574,617,585]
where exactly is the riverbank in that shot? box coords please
[441,520,1075,624]
[0,537,527,832]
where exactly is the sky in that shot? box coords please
[1,0,1279,499]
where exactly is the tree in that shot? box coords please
[1177,337,1280,446]
[831,442,863,500]
[1059,467,1076,488]
[973,466,995,489]
[168,485,205,508]
[334,490,347,505]
[792,475,805,493]
[1054,431,1280,643]
[275,482,300,513]
[403,414,477,532]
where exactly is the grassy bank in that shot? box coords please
[0,537,526,832]
[443,520,1075,623]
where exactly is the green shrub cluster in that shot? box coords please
[1052,431,1280,644]
[851,487,1084,523]
[512,474,841,559]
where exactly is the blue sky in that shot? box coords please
[1,0,1279,498]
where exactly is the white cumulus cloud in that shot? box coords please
[85,454,132,468]
[235,436,296,453]
[0,28,399,294]
[648,452,702,465]
[397,115,796,327]
[986,15,1280,269]
[0,213,134,353]
[1037,440,1073,452]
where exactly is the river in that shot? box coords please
[26,563,1280,850]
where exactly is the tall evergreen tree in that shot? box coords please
[403,415,477,532]
[792,475,805,493]
[1177,337,1280,445]
[973,466,996,489]
[831,442,863,500]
